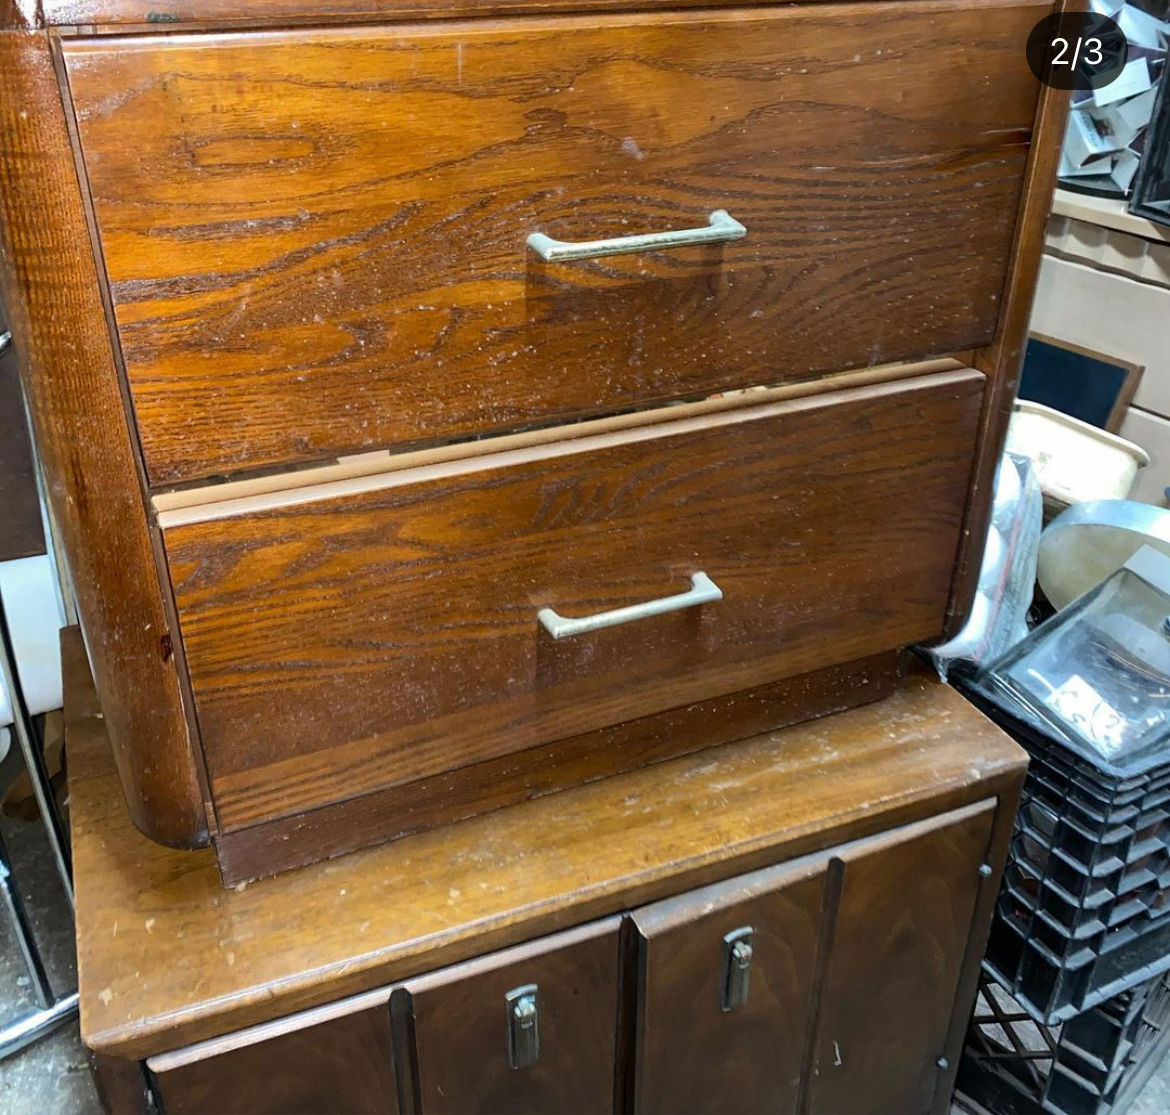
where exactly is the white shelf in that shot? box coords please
[1052,189,1170,244]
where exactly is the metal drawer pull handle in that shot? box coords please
[527,209,746,262]
[506,984,540,1070]
[722,926,754,1012]
[538,572,722,640]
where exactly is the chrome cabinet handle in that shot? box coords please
[537,572,722,640]
[527,210,746,262]
[505,984,540,1070]
[722,927,754,1012]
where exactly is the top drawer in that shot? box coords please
[62,2,1044,485]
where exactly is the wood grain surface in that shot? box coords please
[163,371,983,833]
[633,857,828,1114]
[0,28,207,847]
[149,988,399,1115]
[807,803,995,1115]
[90,1052,151,1115]
[62,1,1042,484]
[35,0,1047,30]
[942,0,1076,639]
[404,920,621,1115]
[214,652,903,884]
[151,358,967,516]
[64,627,1027,1060]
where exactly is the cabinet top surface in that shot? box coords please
[64,628,1025,1060]
[5,0,1051,32]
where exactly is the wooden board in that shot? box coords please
[64,626,1027,1061]
[403,921,621,1115]
[161,371,983,835]
[632,856,828,1114]
[1018,334,1143,433]
[213,652,904,883]
[33,0,1052,30]
[0,27,207,847]
[807,804,995,1114]
[149,988,399,1115]
[61,1,1041,483]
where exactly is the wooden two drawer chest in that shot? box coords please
[1,0,1068,881]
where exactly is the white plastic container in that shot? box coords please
[1005,400,1150,514]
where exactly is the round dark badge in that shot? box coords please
[1026,13,1129,91]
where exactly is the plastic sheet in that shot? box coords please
[921,452,1043,681]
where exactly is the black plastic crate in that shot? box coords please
[956,971,1170,1115]
[960,688,1170,1023]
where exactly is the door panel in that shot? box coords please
[404,918,621,1114]
[807,800,997,1115]
[148,988,398,1115]
[633,855,829,1114]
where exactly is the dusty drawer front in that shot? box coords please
[63,3,1040,484]
[148,987,398,1115]
[160,369,983,833]
[402,919,622,1114]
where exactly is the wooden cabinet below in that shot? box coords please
[131,801,998,1115]
[67,632,1024,1115]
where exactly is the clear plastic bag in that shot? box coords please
[921,452,1043,682]
[973,546,1170,774]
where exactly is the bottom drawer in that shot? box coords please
[162,367,984,847]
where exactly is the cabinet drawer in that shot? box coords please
[402,919,622,1114]
[148,988,398,1114]
[160,369,983,832]
[63,2,1040,484]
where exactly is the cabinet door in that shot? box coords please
[148,988,398,1115]
[632,856,829,1114]
[808,800,996,1115]
[403,918,622,1114]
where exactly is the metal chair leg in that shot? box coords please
[0,827,54,1009]
[0,603,72,905]
[0,993,79,1060]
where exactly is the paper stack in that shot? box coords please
[1059,1,1169,195]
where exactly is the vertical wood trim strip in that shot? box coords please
[944,15,1075,638]
[390,987,421,1115]
[929,773,1026,1113]
[796,856,844,1115]
[48,28,219,835]
[0,26,208,846]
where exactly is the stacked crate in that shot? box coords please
[958,692,1170,1114]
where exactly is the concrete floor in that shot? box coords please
[0,805,99,1115]
[2,799,1170,1115]
[951,1063,1170,1115]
